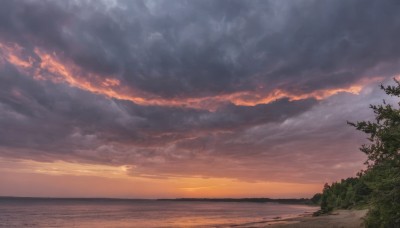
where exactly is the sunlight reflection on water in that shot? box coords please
[0,198,317,227]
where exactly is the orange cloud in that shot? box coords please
[0,43,32,68]
[229,85,364,106]
[0,42,379,110]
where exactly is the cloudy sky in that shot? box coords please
[0,0,399,198]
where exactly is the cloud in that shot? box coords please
[0,0,400,183]
[0,60,316,159]
[2,0,400,98]
[0,42,373,111]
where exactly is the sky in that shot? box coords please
[0,0,400,198]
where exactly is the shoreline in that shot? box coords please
[228,209,367,228]
[264,209,368,227]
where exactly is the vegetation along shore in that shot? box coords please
[307,80,400,227]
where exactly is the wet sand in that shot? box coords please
[265,209,368,228]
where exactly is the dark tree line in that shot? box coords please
[319,177,371,213]
[316,79,400,227]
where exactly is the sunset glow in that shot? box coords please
[0,0,398,199]
[0,158,321,198]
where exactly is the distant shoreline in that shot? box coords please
[158,197,314,205]
[0,196,153,201]
[0,196,315,204]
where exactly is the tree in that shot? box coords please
[320,183,331,213]
[310,193,322,205]
[348,79,400,227]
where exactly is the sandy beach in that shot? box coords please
[230,209,368,228]
[265,209,368,228]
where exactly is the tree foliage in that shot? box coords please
[348,80,400,227]
[320,177,371,213]
[319,79,400,227]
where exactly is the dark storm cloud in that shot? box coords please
[0,61,315,161]
[1,0,400,98]
[1,0,400,182]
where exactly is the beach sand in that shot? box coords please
[265,209,368,228]
[230,209,368,228]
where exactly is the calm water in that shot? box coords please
[0,198,317,227]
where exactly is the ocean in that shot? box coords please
[0,198,317,227]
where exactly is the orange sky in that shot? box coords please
[0,159,322,198]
